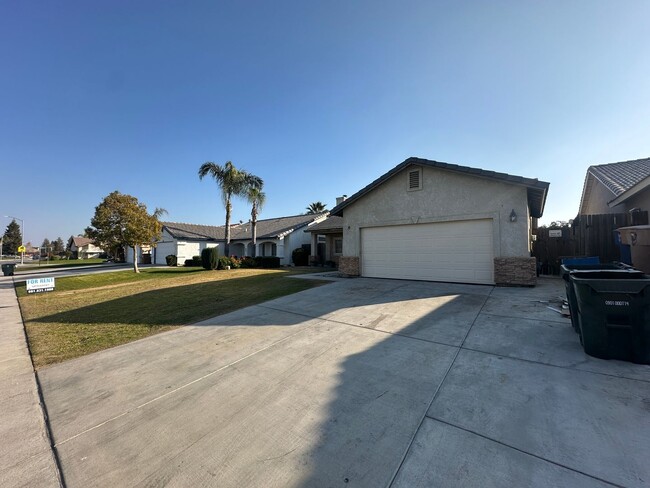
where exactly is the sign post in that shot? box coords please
[17,245,26,265]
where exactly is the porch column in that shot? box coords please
[276,241,284,263]
[311,233,318,256]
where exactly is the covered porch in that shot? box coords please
[306,216,343,267]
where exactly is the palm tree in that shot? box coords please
[198,161,263,256]
[246,186,266,257]
[306,201,327,214]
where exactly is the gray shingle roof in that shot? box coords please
[330,157,550,218]
[231,213,327,240]
[162,222,227,240]
[589,157,650,197]
[161,213,327,242]
[305,216,343,233]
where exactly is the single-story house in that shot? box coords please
[126,222,225,265]
[127,213,328,266]
[578,157,650,215]
[68,236,104,259]
[226,213,328,262]
[329,157,549,286]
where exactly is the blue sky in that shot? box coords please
[1,1,649,245]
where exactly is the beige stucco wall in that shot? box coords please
[582,177,649,215]
[625,189,650,212]
[582,178,620,214]
[341,165,531,259]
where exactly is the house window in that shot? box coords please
[334,238,343,254]
[407,167,422,191]
[261,242,277,256]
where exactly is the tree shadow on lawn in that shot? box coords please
[28,272,325,327]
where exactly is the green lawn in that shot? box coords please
[18,267,325,368]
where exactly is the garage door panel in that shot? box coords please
[361,220,494,284]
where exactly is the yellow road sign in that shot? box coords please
[18,245,26,253]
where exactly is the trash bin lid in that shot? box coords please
[617,225,650,245]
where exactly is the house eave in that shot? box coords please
[331,157,550,218]
[607,175,650,207]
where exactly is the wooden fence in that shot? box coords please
[533,211,648,275]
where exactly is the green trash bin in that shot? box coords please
[560,263,638,335]
[1,263,16,276]
[570,271,650,364]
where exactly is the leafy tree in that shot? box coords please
[86,191,166,273]
[245,185,266,257]
[198,161,263,256]
[2,220,22,255]
[306,201,327,214]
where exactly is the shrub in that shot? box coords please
[184,256,202,267]
[257,256,281,268]
[165,254,177,266]
[229,256,241,269]
[201,247,219,270]
[217,256,232,270]
[240,257,259,268]
[292,248,309,266]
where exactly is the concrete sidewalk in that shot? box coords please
[0,276,61,487]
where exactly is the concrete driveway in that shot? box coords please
[37,277,650,487]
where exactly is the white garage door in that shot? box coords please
[361,219,494,284]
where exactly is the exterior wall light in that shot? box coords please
[510,209,517,222]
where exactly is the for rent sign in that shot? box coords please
[26,277,55,294]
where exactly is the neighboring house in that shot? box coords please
[330,157,549,286]
[578,157,650,215]
[127,214,328,265]
[68,236,104,259]
[126,222,224,265]
[227,213,328,262]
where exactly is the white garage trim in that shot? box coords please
[361,219,494,284]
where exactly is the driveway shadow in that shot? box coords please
[37,277,650,488]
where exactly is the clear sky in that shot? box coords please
[2,1,649,245]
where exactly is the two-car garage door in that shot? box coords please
[361,219,494,284]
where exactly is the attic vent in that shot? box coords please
[408,167,422,191]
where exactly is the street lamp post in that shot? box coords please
[4,215,24,265]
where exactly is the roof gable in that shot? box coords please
[71,236,94,247]
[579,157,650,213]
[330,157,550,218]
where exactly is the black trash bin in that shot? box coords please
[560,263,638,335]
[1,263,16,276]
[570,271,650,364]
